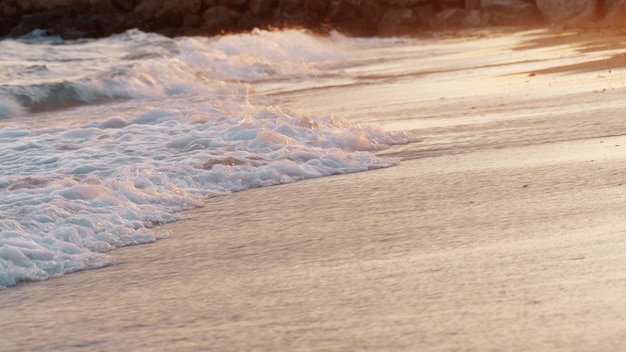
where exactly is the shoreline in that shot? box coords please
[2,135,626,351]
[2,27,626,351]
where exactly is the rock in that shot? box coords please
[249,0,275,15]
[465,0,480,9]
[90,0,118,13]
[1,2,19,16]
[93,13,135,36]
[0,9,19,37]
[220,0,248,6]
[436,0,465,8]
[378,7,422,36]
[305,0,330,15]
[432,7,466,27]
[60,12,107,38]
[382,0,429,5]
[413,2,438,24]
[202,5,239,32]
[10,8,65,37]
[163,0,203,14]
[481,0,542,25]
[351,0,385,21]
[9,5,117,38]
[183,13,203,26]
[326,0,376,36]
[1,0,608,40]
[134,0,165,19]
[279,0,300,13]
[603,0,626,25]
[535,0,597,25]
[133,0,183,31]
[49,0,87,7]
[181,0,204,13]
[462,8,491,26]
[112,0,141,12]
[334,17,378,36]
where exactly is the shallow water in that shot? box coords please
[0,29,415,288]
[2,27,626,351]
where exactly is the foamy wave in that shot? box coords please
[1,29,343,116]
[0,102,416,288]
[0,29,417,288]
[0,96,25,119]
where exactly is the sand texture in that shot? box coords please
[2,28,626,351]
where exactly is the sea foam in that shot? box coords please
[0,29,416,288]
[0,29,339,115]
[0,104,413,288]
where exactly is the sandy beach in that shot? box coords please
[2,27,626,351]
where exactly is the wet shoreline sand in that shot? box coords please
[2,27,626,351]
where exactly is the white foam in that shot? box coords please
[0,96,25,119]
[0,102,415,288]
[0,29,418,288]
[0,29,343,115]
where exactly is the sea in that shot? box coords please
[0,29,417,289]
[4,26,626,351]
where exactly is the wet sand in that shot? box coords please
[2,27,626,351]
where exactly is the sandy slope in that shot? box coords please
[2,27,626,351]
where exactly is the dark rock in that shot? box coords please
[249,0,275,14]
[333,17,378,36]
[183,13,204,26]
[134,0,165,19]
[0,2,20,37]
[378,7,422,36]
[436,0,465,9]
[202,5,239,32]
[3,0,617,41]
[413,2,438,24]
[175,26,209,36]
[382,0,430,5]
[323,0,376,35]
[93,13,136,36]
[134,0,183,30]
[56,12,105,38]
[461,8,491,26]
[0,16,18,38]
[10,8,66,37]
[349,0,385,21]
[432,7,466,27]
[90,0,117,13]
[328,0,352,18]
[53,0,91,7]
[181,0,204,13]
[305,0,330,15]
[280,0,301,13]
[14,1,33,12]
[465,0,481,9]
[603,0,626,25]
[237,9,280,29]
[481,0,542,25]
[112,0,141,12]
[220,0,248,6]
[535,0,597,24]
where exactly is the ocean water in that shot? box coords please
[3,27,626,351]
[0,29,417,289]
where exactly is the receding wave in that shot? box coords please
[0,28,418,288]
[0,29,345,116]
[3,79,145,113]
[0,96,25,119]
[0,104,416,288]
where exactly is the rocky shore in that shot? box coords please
[1,0,626,39]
